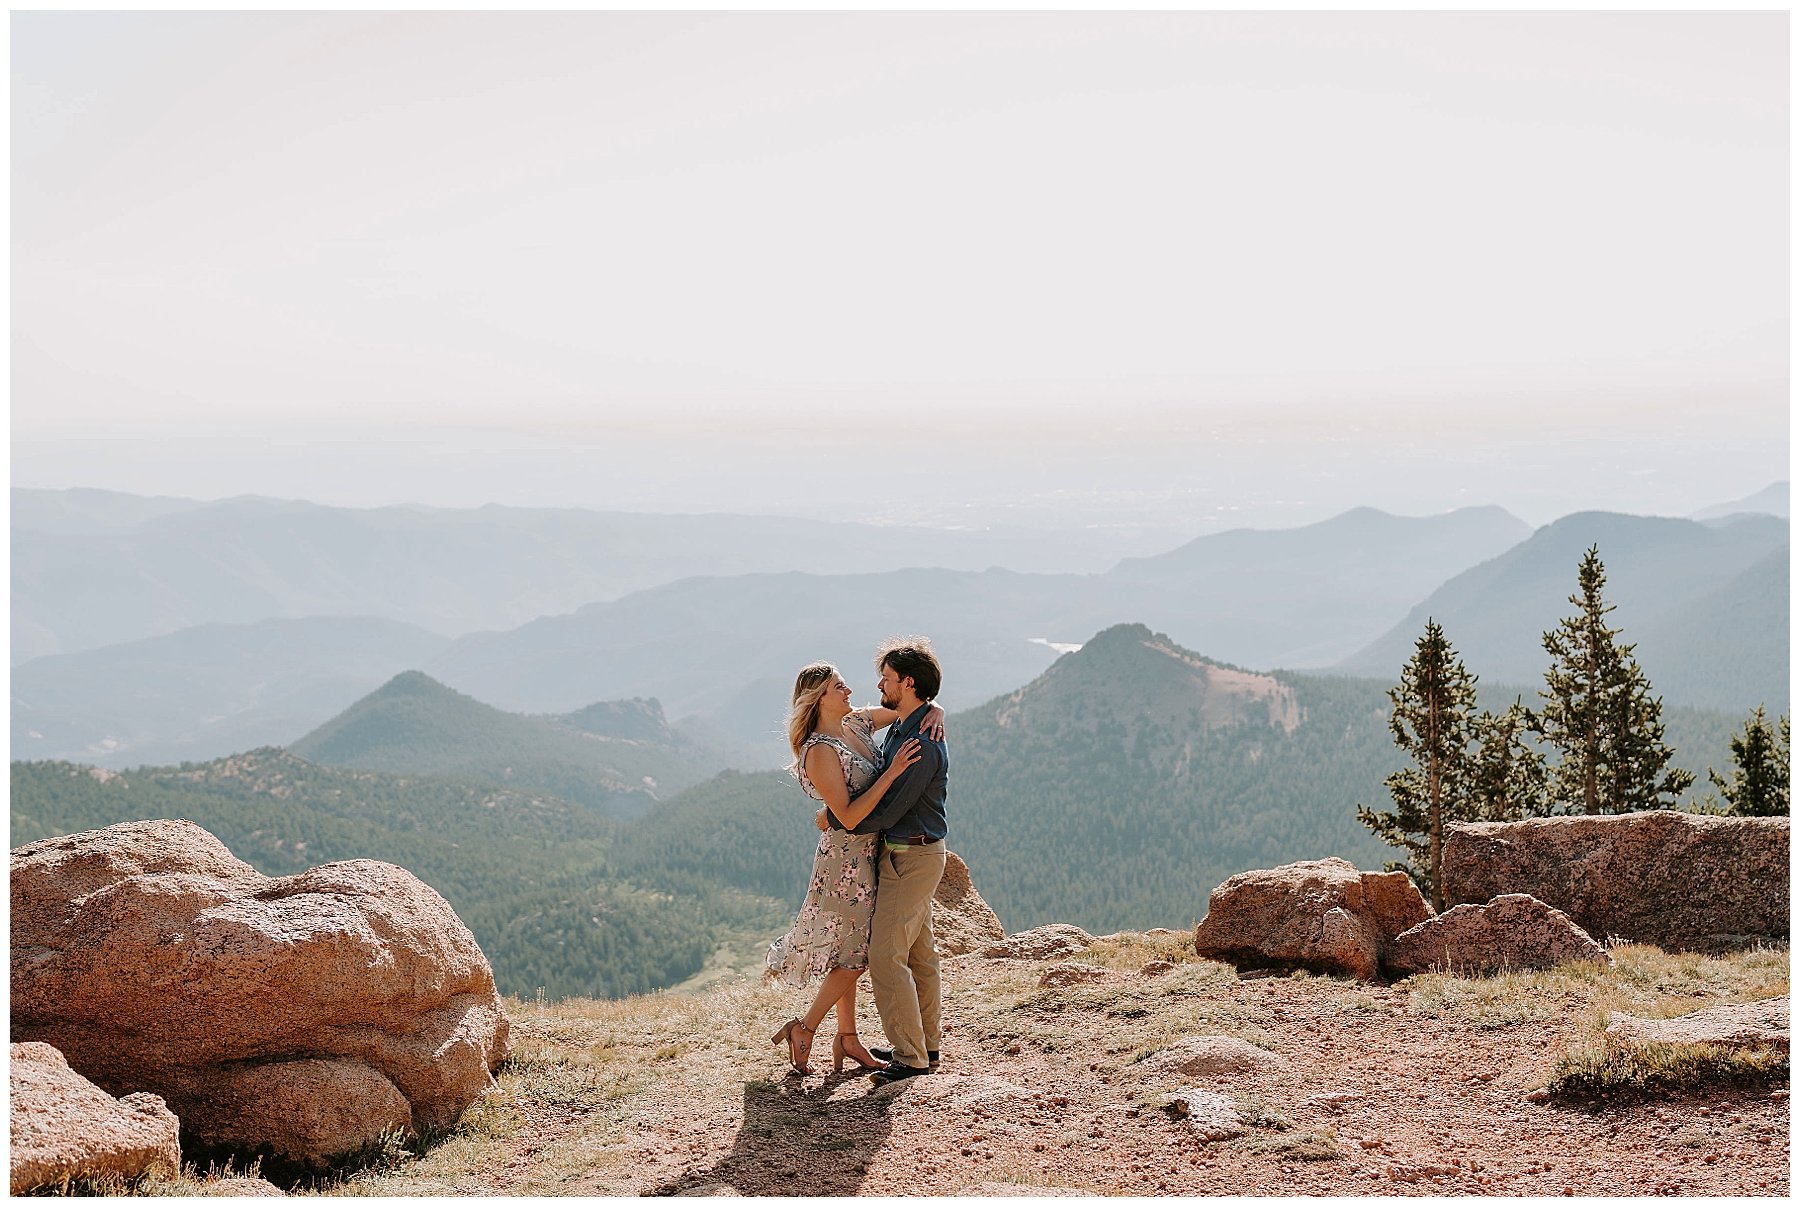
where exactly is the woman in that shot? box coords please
[766,661,942,1075]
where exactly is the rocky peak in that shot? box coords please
[994,623,1299,735]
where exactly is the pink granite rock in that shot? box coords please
[1387,893,1611,976]
[981,924,1096,961]
[1605,997,1789,1051]
[1192,857,1430,980]
[11,819,510,1167]
[932,851,1006,955]
[10,1041,181,1194]
[1441,812,1788,951]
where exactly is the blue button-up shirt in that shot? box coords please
[852,703,949,842]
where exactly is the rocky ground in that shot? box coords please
[267,930,1788,1198]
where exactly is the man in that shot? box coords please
[851,636,949,1086]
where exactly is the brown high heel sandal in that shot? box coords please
[771,1018,816,1075]
[832,1032,888,1073]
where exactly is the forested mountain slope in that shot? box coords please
[8,751,785,1001]
[948,625,1396,930]
[290,671,737,818]
[1634,548,1789,714]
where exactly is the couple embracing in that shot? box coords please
[766,636,948,1087]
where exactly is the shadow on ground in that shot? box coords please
[650,1071,897,1196]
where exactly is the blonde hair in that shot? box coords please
[787,662,838,769]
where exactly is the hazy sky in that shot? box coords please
[11,10,1789,531]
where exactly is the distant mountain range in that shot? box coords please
[1105,505,1533,667]
[10,617,452,767]
[1337,512,1789,714]
[426,503,1530,730]
[12,494,1785,765]
[10,488,1172,664]
[1690,481,1789,522]
[12,504,1534,762]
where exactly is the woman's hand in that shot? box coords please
[888,737,923,777]
[921,703,946,742]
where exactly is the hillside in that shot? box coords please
[949,625,1396,931]
[6,751,787,1001]
[11,616,453,768]
[289,671,736,818]
[1636,548,1790,714]
[1336,511,1789,712]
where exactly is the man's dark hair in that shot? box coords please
[877,636,941,703]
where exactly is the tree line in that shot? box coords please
[1358,545,1790,910]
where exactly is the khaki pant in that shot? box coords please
[868,841,946,1070]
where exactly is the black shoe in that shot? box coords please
[870,1061,932,1086]
[869,1046,939,1068]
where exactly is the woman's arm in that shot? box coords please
[804,740,923,831]
[852,703,947,741]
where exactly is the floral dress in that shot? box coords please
[765,713,884,987]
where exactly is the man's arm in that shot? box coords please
[851,740,944,835]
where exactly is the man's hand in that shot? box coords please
[815,807,830,832]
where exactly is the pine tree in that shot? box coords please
[1355,618,1479,910]
[1532,546,1694,813]
[1468,697,1549,821]
[1706,706,1791,817]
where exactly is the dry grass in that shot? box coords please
[1400,940,1790,1107]
[1329,988,1399,1016]
[1403,941,1789,1035]
[1079,928,1205,971]
[958,934,1255,1070]
[1545,1041,1790,1107]
[22,1157,268,1198]
[318,975,808,1196]
[1238,1128,1345,1161]
[16,1173,151,1197]
[1230,1094,1293,1132]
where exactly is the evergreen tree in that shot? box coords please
[1706,706,1790,817]
[1468,697,1549,821]
[1355,618,1479,910]
[1533,546,1694,813]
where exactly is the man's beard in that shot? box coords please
[879,688,900,710]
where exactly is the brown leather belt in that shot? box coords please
[885,834,937,846]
